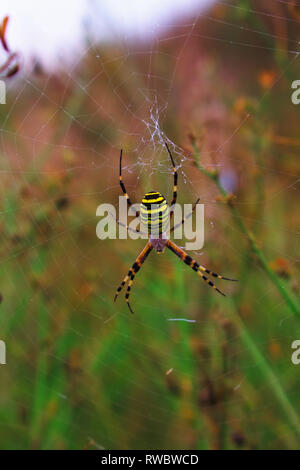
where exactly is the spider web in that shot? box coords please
[0,0,300,450]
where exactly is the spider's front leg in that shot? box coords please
[114,241,153,313]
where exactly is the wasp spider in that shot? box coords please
[114,142,237,313]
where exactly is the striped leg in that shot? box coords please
[166,240,236,296]
[125,272,135,314]
[108,209,148,236]
[165,142,178,222]
[119,149,139,216]
[114,271,131,301]
[114,242,153,313]
[198,265,237,282]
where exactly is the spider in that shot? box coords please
[114,142,237,313]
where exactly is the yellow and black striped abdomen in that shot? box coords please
[141,191,169,235]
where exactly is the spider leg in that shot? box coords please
[114,241,153,313]
[165,142,178,221]
[169,198,200,234]
[166,240,233,296]
[198,265,238,282]
[168,198,236,281]
[119,149,140,217]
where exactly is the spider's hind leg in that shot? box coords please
[198,265,238,282]
[125,272,135,314]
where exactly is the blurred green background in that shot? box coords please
[0,0,300,450]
